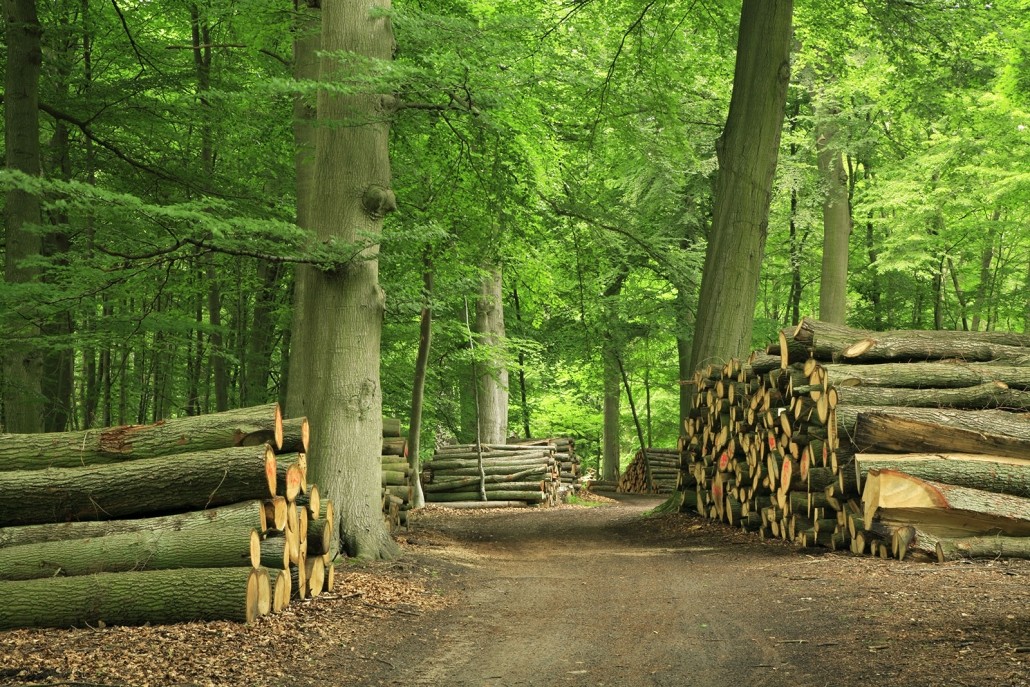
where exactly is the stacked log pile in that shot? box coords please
[509,437,579,489]
[678,318,1030,562]
[421,443,560,506]
[381,418,411,530]
[617,448,680,494]
[0,404,337,629]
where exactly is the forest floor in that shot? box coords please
[1,494,1028,686]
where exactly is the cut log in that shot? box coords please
[264,496,288,530]
[843,331,1030,364]
[848,409,1030,460]
[862,469,1030,538]
[278,416,309,453]
[432,501,531,509]
[0,500,266,548]
[425,490,545,503]
[0,404,281,471]
[0,567,265,629]
[305,557,325,597]
[0,524,261,581]
[382,417,404,438]
[820,362,1030,390]
[935,535,1030,562]
[0,444,277,526]
[854,453,1030,498]
[382,436,408,457]
[260,532,290,569]
[834,382,1030,411]
[306,516,334,556]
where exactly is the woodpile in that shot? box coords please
[0,404,337,629]
[381,418,411,530]
[617,448,680,494]
[421,443,561,506]
[509,437,580,490]
[678,317,1030,562]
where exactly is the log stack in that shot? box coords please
[676,318,1030,562]
[0,404,337,629]
[381,419,411,530]
[421,443,560,506]
[617,448,680,494]
[509,437,580,490]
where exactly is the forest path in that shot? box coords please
[324,496,1029,687]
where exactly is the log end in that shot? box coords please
[842,338,875,358]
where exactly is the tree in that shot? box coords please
[286,0,399,559]
[3,0,45,433]
[688,0,793,375]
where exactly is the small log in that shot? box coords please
[433,501,531,509]
[820,362,1030,390]
[260,532,290,569]
[278,416,310,453]
[935,535,1030,562]
[848,408,1030,460]
[854,453,1030,498]
[833,382,1030,411]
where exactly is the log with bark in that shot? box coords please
[0,444,278,526]
[0,404,283,471]
[0,567,269,629]
[424,444,559,506]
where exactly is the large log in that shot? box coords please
[0,444,277,526]
[820,362,1030,390]
[862,469,1030,538]
[425,490,545,503]
[833,382,1030,411]
[854,453,1030,498]
[0,404,282,471]
[0,524,261,581]
[0,567,266,629]
[935,535,1030,562]
[846,408,1030,460]
[0,500,266,548]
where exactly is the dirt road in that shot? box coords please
[345,495,1029,687]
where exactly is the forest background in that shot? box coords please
[2,0,1028,492]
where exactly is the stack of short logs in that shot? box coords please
[381,418,412,530]
[617,448,680,494]
[0,404,336,629]
[421,443,561,506]
[677,317,1030,563]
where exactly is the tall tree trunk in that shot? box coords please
[971,209,999,332]
[602,346,621,482]
[862,159,883,329]
[511,283,531,439]
[241,262,283,406]
[284,0,320,418]
[474,265,508,444]
[287,0,398,559]
[3,0,45,432]
[932,256,945,330]
[407,257,432,509]
[947,258,970,331]
[675,286,692,437]
[687,0,793,376]
[816,116,851,324]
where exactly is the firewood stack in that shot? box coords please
[617,448,681,494]
[677,317,1030,562]
[509,437,580,489]
[421,443,560,506]
[0,404,337,629]
[381,418,411,530]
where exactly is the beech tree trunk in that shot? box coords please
[2,0,44,433]
[815,113,851,324]
[688,0,793,375]
[286,0,398,559]
[474,264,509,444]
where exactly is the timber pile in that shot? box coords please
[421,443,560,506]
[677,317,1030,562]
[381,418,411,530]
[509,437,580,489]
[617,448,680,494]
[0,404,337,629]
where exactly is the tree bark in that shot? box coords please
[0,444,277,526]
[0,403,281,470]
[815,113,851,324]
[687,0,792,375]
[833,381,1030,411]
[820,361,1030,390]
[2,0,45,433]
[0,567,265,629]
[286,0,399,559]
[474,264,509,444]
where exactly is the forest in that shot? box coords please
[2,0,1029,560]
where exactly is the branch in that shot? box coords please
[110,0,156,77]
[592,0,658,135]
[165,43,291,67]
